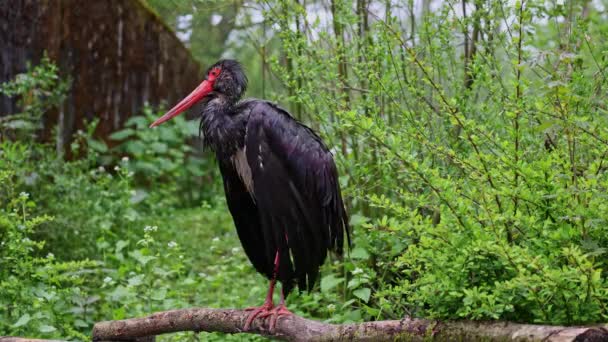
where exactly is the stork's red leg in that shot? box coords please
[243,250,280,331]
[268,288,293,332]
[243,279,275,330]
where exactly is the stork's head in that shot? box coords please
[150,59,247,127]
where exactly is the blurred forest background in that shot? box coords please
[2,0,608,340]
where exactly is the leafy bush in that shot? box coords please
[0,168,98,340]
[4,2,608,340]
[0,54,70,140]
[0,142,268,340]
[265,0,608,324]
[0,56,265,341]
[0,136,141,260]
[105,106,219,208]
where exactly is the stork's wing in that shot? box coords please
[218,158,273,279]
[245,102,350,293]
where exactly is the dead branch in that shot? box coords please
[89,308,608,342]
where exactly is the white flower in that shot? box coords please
[144,225,158,233]
[103,276,113,283]
[352,267,364,275]
[212,237,220,243]
[46,253,54,259]
[98,166,105,172]
[121,156,129,162]
[114,165,120,171]
[168,241,178,249]
[19,192,29,199]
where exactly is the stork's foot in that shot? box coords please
[243,303,274,331]
[268,304,293,332]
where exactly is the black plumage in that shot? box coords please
[150,59,350,328]
[207,98,349,296]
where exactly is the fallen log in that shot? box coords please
[90,308,608,341]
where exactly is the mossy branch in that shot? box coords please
[2,308,608,341]
[82,308,606,341]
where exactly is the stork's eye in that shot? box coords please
[210,68,221,77]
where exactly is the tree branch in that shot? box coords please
[89,308,608,342]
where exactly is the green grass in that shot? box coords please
[148,206,269,341]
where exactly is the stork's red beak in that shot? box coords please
[149,80,213,128]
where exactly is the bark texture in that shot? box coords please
[89,308,608,341]
[0,0,201,154]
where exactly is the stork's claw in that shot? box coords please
[268,304,293,332]
[243,303,274,331]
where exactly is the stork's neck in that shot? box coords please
[200,94,245,157]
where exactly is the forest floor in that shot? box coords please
[151,207,268,341]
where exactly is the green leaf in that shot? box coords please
[350,247,370,260]
[74,319,89,328]
[349,213,370,227]
[6,119,34,130]
[130,250,157,266]
[320,274,343,293]
[13,313,31,327]
[341,299,356,309]
[109,285,132,301]
[150,142,168,154]
[38,324,57,333]
[128,274,144,287]
[88,139,108,153]
[151,288,167,301]
[348,277,369,289]
[109,129,135,140]
[115,240,129,253]
[113,306,126,320]
[125,141,146,156]
[353,288,371,303]
[125,115,149,128]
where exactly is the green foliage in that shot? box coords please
[0,54,70,140]
[0,155,264,339]
[3,1,608,340]
[264,0,608,325]
[143,0,285,99]
[106,106,219,208]
[0,169,96,340]
[143,0,241,65]
[0,56,264,341]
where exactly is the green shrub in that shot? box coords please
[0,56,265,341]
[265,0,608,324]
[0,169,97,340]
[104,106,220,208]
[0,54,70,141]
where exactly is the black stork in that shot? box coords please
[149,59,350,330]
